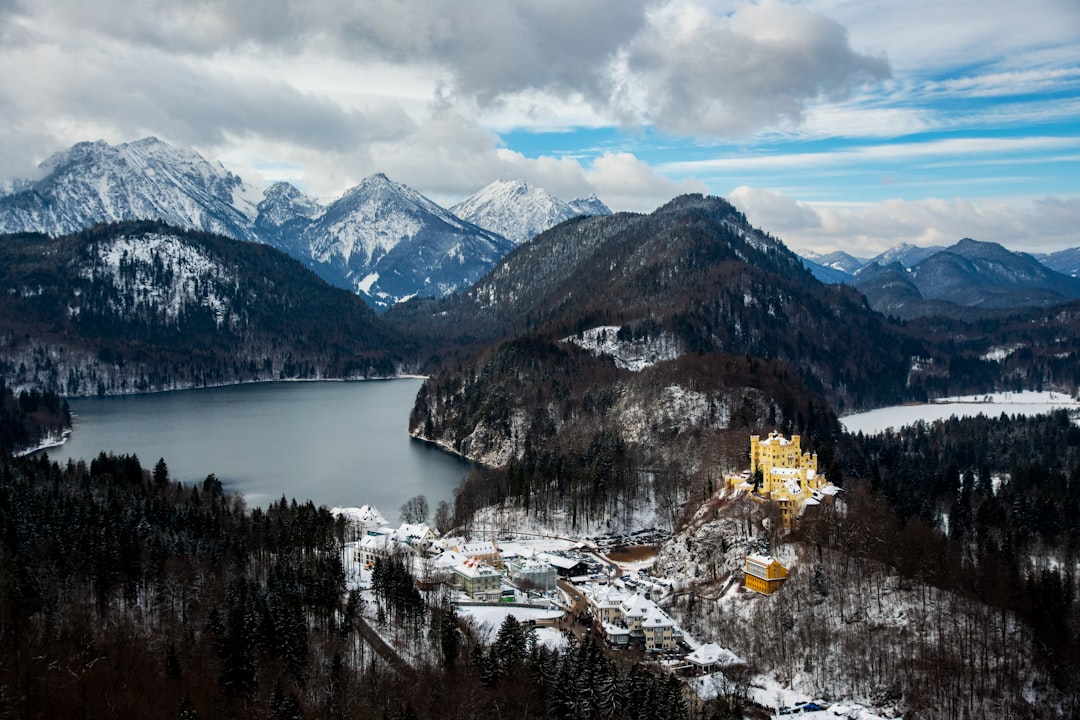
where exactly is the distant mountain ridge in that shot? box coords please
[797,238,1080,319]
[1038,247,1080,278]
[0,138,261,241]
[0,138,606,310]
[850,238,1080,319]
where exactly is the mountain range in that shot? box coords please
[800,240,1080,319]
[0,138,609,310]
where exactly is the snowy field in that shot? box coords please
[841,391,1080,435]
[457,605,567,648]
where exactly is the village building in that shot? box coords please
[357,533,414,567]
[640,610,677,651]
[396,522,437,553]
[452,558,502,601]
[538,552,588,578]
[331,505,390,541]
[587,588,629,625]
[587,591,681,651]
[453,540,502,567]
[743,554,788,595]
[684,643,746,675]
[508,557,557,591]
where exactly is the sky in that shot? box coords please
[0,0,1077,256]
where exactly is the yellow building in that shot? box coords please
[743,554,788,595]
[729,431,837,527]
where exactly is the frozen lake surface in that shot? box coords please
[841,391,1080,435]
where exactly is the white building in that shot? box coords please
[331,505,390,540]
[509,557,557,591]
[684,643,745,674]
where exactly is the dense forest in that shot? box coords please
[0,451,690,719]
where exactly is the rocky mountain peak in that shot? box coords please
[450,178,604,245]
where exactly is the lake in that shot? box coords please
[841,390,1080,435]
[41,379,471,524]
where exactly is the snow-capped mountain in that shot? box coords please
[567,194,612,218]
[1037,247,1080,278]
[0,138,261,241]
[450,179,610,245]
[254,181,323,256]
[0,138,534,309]
[804,249,868,274]
[302,173,516,309]
[869,242,944,269]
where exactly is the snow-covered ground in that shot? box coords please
[841,390,1080,435]
[562,326,683,371]
[457,605,564,630]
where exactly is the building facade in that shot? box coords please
[743,554,788,595]
[452,559,502,601]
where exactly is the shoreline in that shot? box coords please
[29,375,432,455]
[15,429,72,458]
[50,372,431,401]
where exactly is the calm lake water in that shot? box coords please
[41,379,470,524]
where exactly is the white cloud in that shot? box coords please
[585,152,707,212]
[662,136,1080,175]
[730,186,1080,255]
[802,0,1080,75]
[605,0,890,135]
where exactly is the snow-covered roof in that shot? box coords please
[396,522,435,542]
[685,642,745,668]
[453,559,500,579]
[602,621,630,637]
[621,593,660,618]
[331,504,389,527]
[431,550,467,568]
[589,588,628,608]
[746,553,778,567]
[360,534,398,551]
[538,552,584,570]
[510,558,553,574]
[456,540,499,556]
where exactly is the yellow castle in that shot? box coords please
[728,431,837,526]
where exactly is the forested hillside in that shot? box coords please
[647,411,1080,718]
[0,221,406,394]
[391,195,930,413]
[0,451,688,720]
[413,336,842,532]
